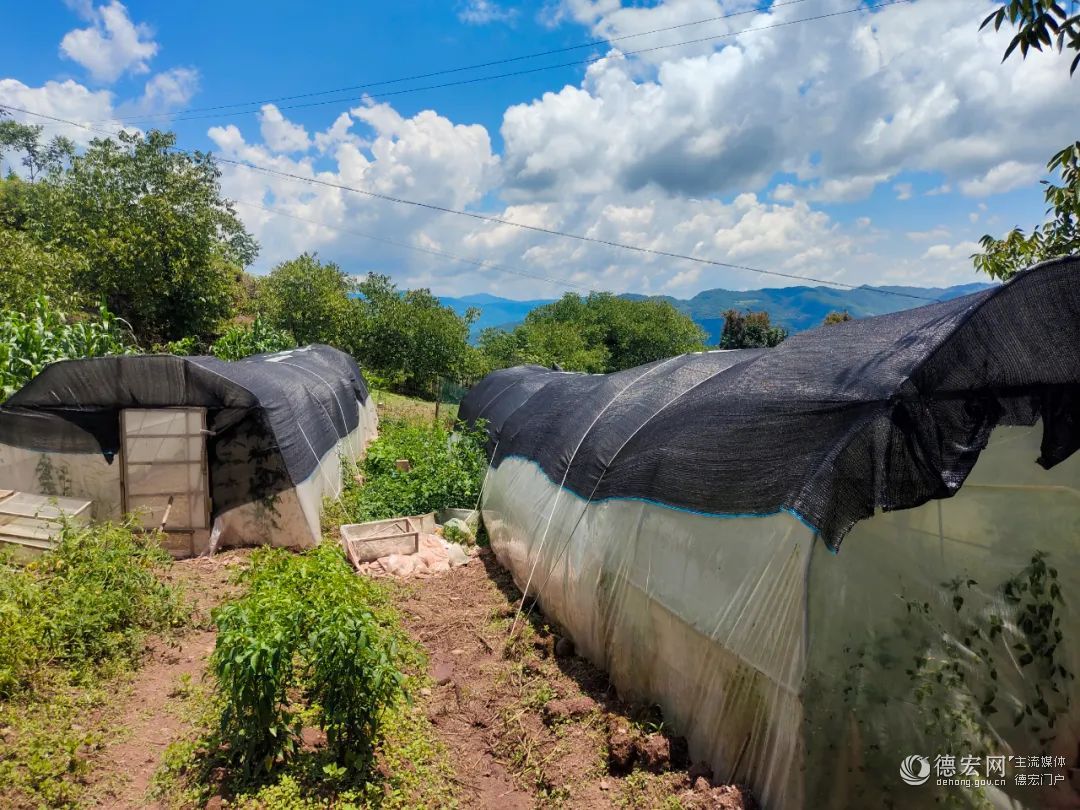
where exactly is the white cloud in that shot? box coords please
[136,67,199,112]
[893,182,913,201]
[959,160,1043,197]
[906,227,951,242]
[922,241,981,261]
[499,0,1079,203]
[59,1,158,83]
[0,78,126,145]
[259,104,312,154]
[458,0,517,25]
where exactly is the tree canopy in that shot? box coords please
[477,292,706,374]
[972,1,1080,280]
[1,129,257,342]
[719,310,787,349]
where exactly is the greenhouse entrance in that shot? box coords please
[120,408,210,536]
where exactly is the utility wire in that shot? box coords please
[234,200,600,292]
[100,0,818,123]
[109,0,915,126]
[218,158,938,300]
[0,101,941,302]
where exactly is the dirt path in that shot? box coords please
[396,549,753,809]
[83,553,249,809]
[77,547,751,808]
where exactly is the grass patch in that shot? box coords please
[0,520,189,807]
[370,390,458,428]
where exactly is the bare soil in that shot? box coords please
[78,547,753,809]
[396,549,755,809]
[82,552,251,809]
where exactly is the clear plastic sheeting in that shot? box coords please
[0,345,378,552]
[481,428,1080,809]
[461,258,1080,808]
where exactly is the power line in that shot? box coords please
[218,158,938,301]
[110,0,915,126]
[234,200,600,293]
[0,102,941,302]
[99,0,818,123]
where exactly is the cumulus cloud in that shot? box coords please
[59,1,158,83]
[0,78,126,144]
[259,104,312,153]
[458,0,517,25]
[135,67,199,112]
[499,0,1079,203]
[959,160,1044,197]
[922,241,982,261]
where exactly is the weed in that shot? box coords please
[330,418,488,525]
[0,520,187,807]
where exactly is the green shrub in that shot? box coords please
[0,519,187,696]
[211,544,407,779]
[336,419,488,523]
[0,296,135,401]
[210,316,295,361]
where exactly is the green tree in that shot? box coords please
[972,2,1080,279]
[259,253,354,346]
[351,274,476,395]
[489,292,705,373]
[823,310,853,325]
[0,121,74,181]
[24,130,257,342]
[719,309,787,349]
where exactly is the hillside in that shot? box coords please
[441,281,995,343]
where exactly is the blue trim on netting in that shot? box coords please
[494,453,824,537]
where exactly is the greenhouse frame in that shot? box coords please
[0,344,377,556]
[460,257,1080,809]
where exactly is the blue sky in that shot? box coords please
[1,1,1075,299]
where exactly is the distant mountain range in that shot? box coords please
[441,282,995,344]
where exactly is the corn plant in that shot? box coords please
[210,316,295,361]
[0,296,135,401]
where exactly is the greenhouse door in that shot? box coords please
[120,408,210,532]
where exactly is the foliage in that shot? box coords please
[719,309,787,349]
[333,418,488,524]
[972,142,1080,279]
[259,253,355,347]
[823,310,853,325]
[156,653,457,809]
[6,129,257,342]
[211,316,296,361]
[0,121,74,181]
[211,544,409,779]
[981,0,1080,75]
[972,3,1080,278]
[0,296,135,401]
[153,335,201,355]
[0,222,89,311]
[479,292,705,373]
[0,519,186,698]
[351,273,478,395]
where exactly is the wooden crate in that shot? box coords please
[340,512,435,567]
[0,490,92,558]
